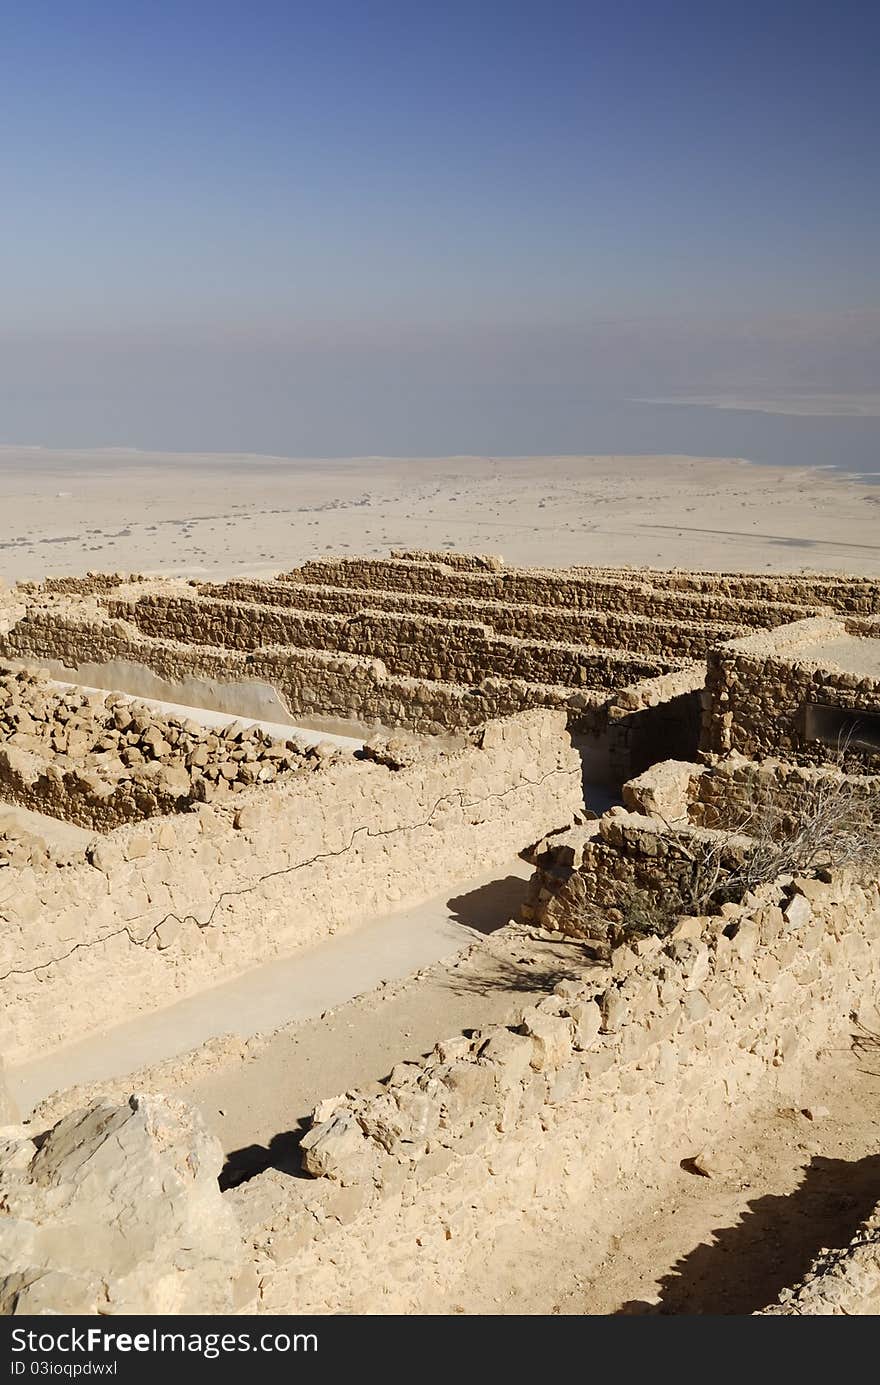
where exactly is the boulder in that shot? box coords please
[622,759,699,822]
[300,1108,374,1184]
[0,1094,247,1315]
[520,1008,573,1070]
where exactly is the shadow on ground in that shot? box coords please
[616,1152,880,1315]
[442,944,600,998]
[221,1128,307,1190]
[446,874,531,935]
[219,877,604,1191]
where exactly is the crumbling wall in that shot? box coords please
[0,604,605,737]
[391,549,505,572]
[573,563,880,616]
[237,867,880,1315]
[285,556,821,628]
[0,669,321,831]
[605,666,705,779]
[1,595,698,785]
[624,754,880,832]
[526,747,880,940]
[108,592,673,690]
[9,559,873,793]
[204,577,747,661]
[17,573,148,597]
[0,709,583,1062]
[702,619,880,771]
[519,811,756,940]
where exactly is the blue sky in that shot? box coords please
[1,0,878,453]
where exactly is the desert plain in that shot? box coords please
[2,446,879,582]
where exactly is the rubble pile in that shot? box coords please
[0,667,342,825]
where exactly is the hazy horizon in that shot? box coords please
[3,388,880,477]
[3,2,878,468]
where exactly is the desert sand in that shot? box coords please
[2,447,879,582]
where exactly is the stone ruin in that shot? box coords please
[0,550,879,1314]
[0,669,338,832]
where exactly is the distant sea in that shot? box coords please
[450,395,880,478]
[1,395,878,477]
[605,398,880,478]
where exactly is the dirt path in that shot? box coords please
[11,858,536,1116]
[26,910,598,1191]
[425,1030,880,1315]
[188,921,593,1187]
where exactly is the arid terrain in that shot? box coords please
[1,488,879,1318]
[2,448,879,583]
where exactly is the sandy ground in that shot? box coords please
[428,1027,880,1316]
[2,448,879,582]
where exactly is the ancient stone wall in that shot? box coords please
[526,744,880,941]
[571,563,880,615]
[285,556,821,628]
[702,619,880,771]
[400,550,880,616]
[108,592,673,690]
[391,549,505,572]
[204,578,747,661]
[623,754,880,833]
[604,667,705,778]
[692,756,880,830]
[848,613,880,638]
[20,573,148,596]
[7,557,874,794]
[0,708,582,1063]
[236,865,880,1315]
[520,811,757,940]
[0,604,610,738]
[0,669,321,832]
[1,593,704,787]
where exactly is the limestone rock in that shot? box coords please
[784,893,813,930]
[802,1105,831,1122]
[0,1094,247,1315]
[690,1148,738,1179]
[233,805,262,831]
[300,1109,374,1184]
[599,988,630,1034]
[568,998,601,1050]
[622,759,699,822]
[520,1008,573,1070]
[479,1027,534,1086]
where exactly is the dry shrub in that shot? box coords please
[681,758,880,908]
[611,755,880,939]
